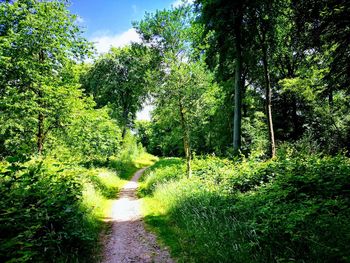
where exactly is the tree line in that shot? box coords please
[130,0,349,176]
[2,0,348,167]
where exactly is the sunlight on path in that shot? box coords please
[102,168,174,263]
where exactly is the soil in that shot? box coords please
[102,168,174,263]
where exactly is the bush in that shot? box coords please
[0,159,83,262]
[0,156,126,262]
[138,158,184,196]
[141,154,350,262]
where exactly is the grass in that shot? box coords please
[80,152,159,261]
[141,195,192,262]
[140,155,350,263]
[0,151,158,262]
[78,167,125,262]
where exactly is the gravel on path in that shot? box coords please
[102,168,174,263]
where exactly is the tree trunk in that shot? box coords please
[262,46,276,158]
[37,50,45,154]
[121,126,127,140]
[121,108,129,140]
[179,100,191,178]
[233,11,243,156]
[37,111,44,154]
[242,83,248,117]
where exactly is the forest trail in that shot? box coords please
[102,168,174,263]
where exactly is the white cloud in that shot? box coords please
[91,28,141,54]
[171,0,194,8]
[76,16,85,24]
[172,0,183,7]
[132,4,138,15]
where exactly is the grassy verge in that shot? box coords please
[140,155,350,263]
[0,152,157,262]
[79,151,158,262]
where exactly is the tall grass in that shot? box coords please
[0,150,157,262]
[141,154,350,262]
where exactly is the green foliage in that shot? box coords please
[241,111,269,159]
[0,142,157,262]
[1,0,350,262]
[279,67,350,153]
[0,158,97,262]
[52,105,122,162]
[138,158,184,196]
[81,45,152,137]
[107,132,158,180]
[0,2,148,262]
[0,0,91,156]
[141,154,350,262]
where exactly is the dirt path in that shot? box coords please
[102,168,174,263]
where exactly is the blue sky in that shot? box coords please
[69,0,188,120]
[69,0,184,53]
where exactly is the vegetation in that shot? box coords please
[80,45,153,139]
[0,145,156,262]
[133,0,350,158]
[134,0,350,262]
[140,150,350,262]
[1,0,349,262]
[0,0,156,261]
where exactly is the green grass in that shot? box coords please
[140,155,350,263]
[109,152,159,180]
[0,152,158,262]
[80,151,159,262]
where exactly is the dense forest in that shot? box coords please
[1,0,349,262]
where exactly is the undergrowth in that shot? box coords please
[0,148,157,262]
[140,152,350,262]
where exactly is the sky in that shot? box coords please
[69,0,184,53]
[69,0,184,120]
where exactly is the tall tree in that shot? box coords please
[0,0,90,156]
[246,0,283,158]
[196,0,247,156]
[293,0,350,96]
[81,45,151,139]
[197,0,290,157]
[134,4,217,176]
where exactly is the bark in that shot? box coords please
[121,126,127,140]
[121,107,129,140]
[37,111,44,154]
[233,10,243,156]
[242,83,248,117]
[291,95,299,139]
[179,100,191,178]
[262,46,276,158]
[37,50,45,154]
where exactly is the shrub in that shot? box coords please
[142,154,350,262]
[0,156,127,262]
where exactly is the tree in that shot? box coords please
[244,0,289,158]
[293,0,350,95]
[81,45,151,139]
[196,0,287,158]
[160,61,217,177]
[254,1,276,157]
[0,0,90,156]
[134,5,218,176]
[196,0,248,156]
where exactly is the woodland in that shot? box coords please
[0,0,349,262]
